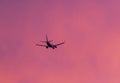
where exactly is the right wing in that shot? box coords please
[55,42,65,46]
[36,44,46,47]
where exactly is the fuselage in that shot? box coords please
[47,41,53,47]
[46,41,57,49]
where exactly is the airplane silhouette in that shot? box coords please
[35,35,64,49]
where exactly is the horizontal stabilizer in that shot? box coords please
[40,40,53,43]
[48,40,53,42]
[40,41,47,43]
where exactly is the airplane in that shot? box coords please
[35,35,64,49]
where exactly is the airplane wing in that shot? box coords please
[55,42,65,46]
[36,44,46,47]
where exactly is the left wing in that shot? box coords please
[55,42,65,46]
[36,44,46,47]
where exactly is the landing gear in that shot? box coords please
[46,46,48,48]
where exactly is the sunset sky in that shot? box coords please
[0,0,120,83]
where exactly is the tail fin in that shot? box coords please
[40,35,52,43]
[46,34,48,41]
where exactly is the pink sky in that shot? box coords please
[0,0,120,83]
